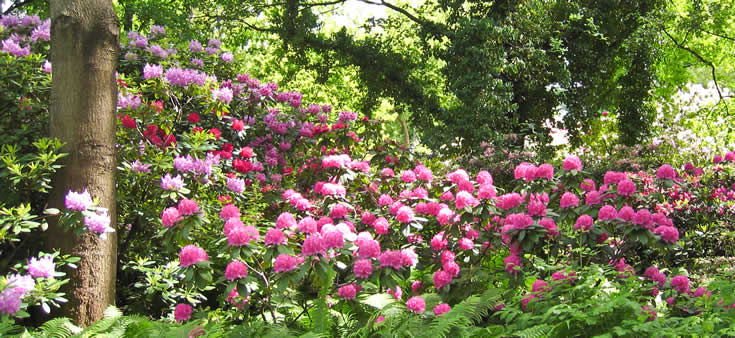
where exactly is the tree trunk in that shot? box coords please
[47,0,119,326]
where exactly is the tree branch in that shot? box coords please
[3,0,38,15]
[700,29,735,43]
[662,26,725,104]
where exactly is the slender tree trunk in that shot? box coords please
[47,0,119,326]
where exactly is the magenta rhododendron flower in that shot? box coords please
[179,245,208,267]
[617,206,635,221]
[598,205,617,221]
[338,284,357,300]
[671,275,690,294]
[224,260,248,281]
[379,250,404,270]
[380,168,395,177]
[585,191,601,205]
[433,303,451,316]
[64,190,93,211]
[539,218,559,237]
[330,203,349,219]
[654,226,679,243]
[28,256,55,278]
[633,209,653,229]
[560,191,579,208]
[496,193,522,210]
[504,255,521,274]
[406,296,426,313]
[322,230,345,249]
[84,210,114,236]
[477,184,496,200]
[459,237,473,250]
[447,169,470,185]
[574,214,594,231]
[616,179,636,196]
[273,254,301,273]
[580,179,596,192]
[401,248,418,267]
[531,279,550,293]
[174,303,193,322]
[603,171,627,185]
[656,164,676,180]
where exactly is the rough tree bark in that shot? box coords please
[47,0,119,326]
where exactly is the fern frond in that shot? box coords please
[34,317,77,338]
[426,288,501,338]
[513,323,551,338]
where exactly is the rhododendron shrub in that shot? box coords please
[6,14,735,334]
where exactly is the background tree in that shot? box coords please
[46,0,119,326]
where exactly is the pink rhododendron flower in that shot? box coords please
[84,210,114,236]
[536,163,554,179]
[380,168,395,177]
[219,204,240,220]
[514,162,538,181]
[174,304,193,322]
[276,212,297,229]
[273,254,301,273]
[401,248,418,267]
[338,284,357,300]
[459,237,474,250]
[358,239,381,258]
[585,191,601,205]
[179,245,208,267]
[406,296,425,313]
[160,174,184,191]
[177,199,200,216]
[226,177,245,193]
[411,281,423,294]
[476,170,493,185]
[455,190,479,210]
[433,269,453,290]
[614,258,634,278]
[322,154,351,168]
[378,194,393,206]
[433,303,451,316]
[330,203,349,219]
[401,170,417,183]
[319,182,346,197]
[297,216,318,234]
[437,207,454,226]
[560,191,579,208]
[227,225,258,246]
[531,279,550,293]
[443,261,460,277]
[527,197,547,217]
[603,171,626,185]
[28,256,55,278]
[633,209,653,229]
[225,260,248,281]
[302,234,326,256]
[379,250,403,270]
[431,231,448,251]
[372,216,389,235]
[394,206,414,223]
[264,228,287,246]
[322,230,345,249]
[353,259,373,278]
[64,190,93,211]
[563,155,583,171]
[617,206,635,221]
[447,169,470,185]
[414,165,433,181]
[478,184,497,200]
